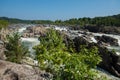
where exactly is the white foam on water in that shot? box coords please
[78,34,83,36]
[18,27,27,33]
[87,32,120,54]
[18,25,40,55]
[21,37,40,56]
[21,38,39,43]
[93,32,120,46]
[54,26,68,31]
[116,52,120,55]
[90,37,97,43]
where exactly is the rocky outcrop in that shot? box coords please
[73,36,89,52]
[95,35,119,46]
[0,60,52,80]
[22,26,47,38]
[97,46,120,78]
[84,25,120,35]
[66,35,120,78]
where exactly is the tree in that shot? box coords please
[5,32,29,63]
[34,29,102,80]
[0,20,8,30]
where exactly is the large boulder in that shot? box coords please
[95,35,119,46]
[0,60,52,80]
[97,46,120,77]
[22,26,47,38]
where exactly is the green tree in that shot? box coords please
[0,20,8,30]
[5,32,29,63]
[34,29,101,80]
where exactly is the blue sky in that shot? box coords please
[0,0,120,20]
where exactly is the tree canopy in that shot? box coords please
[0,20,9,30]
[0,14,120,27]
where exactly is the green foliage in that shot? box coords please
[0,20,8,30]
[0,17,31,24]
[5,32,29,63]
[54,14,120,27]
[34,29,102,80]
[0,14,120,27]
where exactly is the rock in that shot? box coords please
[63,34,74,51]
[82,41,120,78]
[97,41,110,47]
[22,26,47,38]
[84,25,120,35]
[73,36,89,52]
[0,60,52,80]
[65,35,120,77]
[95,35,119,46]
[69,26,82,30]
[0,40,6,60]
[2,69,18,80]
[97,46,120,78]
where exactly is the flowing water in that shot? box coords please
[21,37,39,55]
[18,25,40,56]
[92,32,120,55]
[18,25,120,79]
[19,25,120,55]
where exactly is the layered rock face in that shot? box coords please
[95,35,119,46]
[0,60,52,80]
[84,26,120,35]
[64,34,120,78]
[98,46,120,78]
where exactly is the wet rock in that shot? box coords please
[65,35,120,77]
[97,46,120,78]
[95,35,119,46]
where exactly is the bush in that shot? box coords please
[5,32,29,63]
[0,20,8,30]
[34,29,101,80]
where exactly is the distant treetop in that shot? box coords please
[0,14,120,27]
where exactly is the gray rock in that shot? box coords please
[95,35,119,46]
[0,40,6,60]
[0,60,52,80]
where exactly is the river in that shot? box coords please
[18,25,120,79]
[18,25,120,55]
[92,32,120,55]
[18,25,39,57]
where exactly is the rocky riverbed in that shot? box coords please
[0,24,120,80]
[0,60,52,80]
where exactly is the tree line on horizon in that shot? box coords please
[0,14,120,27]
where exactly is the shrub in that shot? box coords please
[5,32,29,63]
[34,29,101,80]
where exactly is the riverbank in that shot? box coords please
[0,24,120,79]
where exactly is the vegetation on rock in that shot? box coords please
[34,29,102,80]
[5,32,29,63]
